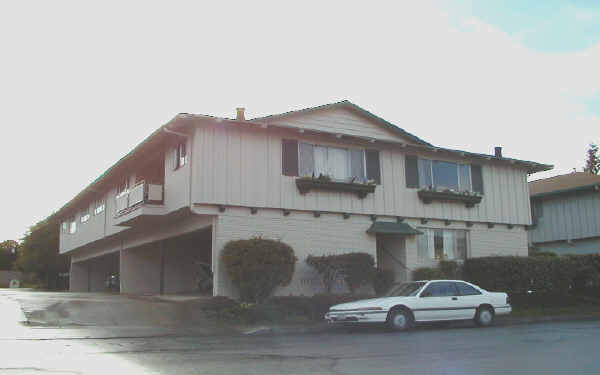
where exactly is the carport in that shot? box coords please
[70,252,120,292]
[119,227,212,295]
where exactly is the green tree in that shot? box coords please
[0,240,19,270]
[16,216,70,289]
[584,143,599,174]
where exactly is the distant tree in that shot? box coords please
[584,143,599,174]
[0,240,19,270]
[15,216,70,289]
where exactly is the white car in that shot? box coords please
[324,280,511,331]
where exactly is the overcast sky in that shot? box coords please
[1,0,599,241]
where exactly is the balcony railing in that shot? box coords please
[116,181,163,215]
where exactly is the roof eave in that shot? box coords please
[531,183,600,199]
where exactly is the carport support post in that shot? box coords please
[159,241,165,295]
[87,263,91,292]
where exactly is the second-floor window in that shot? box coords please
[406,155,484,194]
[94,199,105,215]
[174,142,187,170]
[418,159,472,191]
[61,221,69,234]
[299,143,365,181]
[69,217,77,234]
[80,208,90,223]
[417,228,468,261]
[282,139,381,184]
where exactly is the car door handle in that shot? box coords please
[452,297,458,300]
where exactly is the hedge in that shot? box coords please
[307,252,375,294]
[411,255,600,298]
[222,238,297,303]
[463,254,600,295]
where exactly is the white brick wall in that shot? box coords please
[213,207,377,297]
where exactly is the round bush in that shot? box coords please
[222,238,297,303]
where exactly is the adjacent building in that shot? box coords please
[56,100,551,297]
[528,172,600,255]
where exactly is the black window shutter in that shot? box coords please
[282,139,299,176]
[365,149,381,184]
[405,155,419,188]
[471,164,484,194]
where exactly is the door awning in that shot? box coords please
[366,221,423,235]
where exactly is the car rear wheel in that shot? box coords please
[387,309,412,331]
[474,306,494,327]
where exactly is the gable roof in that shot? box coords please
[250,100,433,146]
[529,172,600,198]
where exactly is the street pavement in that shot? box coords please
[2,289,600,374]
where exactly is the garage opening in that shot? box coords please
[70,252,120,293]
[119,227,213,295]
[162,227,213,295]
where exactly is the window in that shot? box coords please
[61,221,69,234]
[408,156,482,193]
[80,208,90,223]
[418,228,468,261]
[298,142,366,181]
[455,282,482,296]
[94,199,105,215]
[117,177,129,196]
[421,281,459,297]
[174,142,187,170]
[68,217,77,234]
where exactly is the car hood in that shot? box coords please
[330,297,396,311]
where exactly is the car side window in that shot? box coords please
[455,282,482,296]
[421,282,458,297]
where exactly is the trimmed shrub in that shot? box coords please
[307,252,376,294]
[338,253,375,294]
[222,238,297,303]
[412,261,461,281]
[439,260,462,279]
[412,267,445,281]
[306,254,343,294]
[373,268,395,296]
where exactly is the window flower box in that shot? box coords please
[417,188,482,208]
[295,176,376,199]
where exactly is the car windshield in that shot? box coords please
[384,282,426,297]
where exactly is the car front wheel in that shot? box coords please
[474,306,494,327]
[387,309,412,331]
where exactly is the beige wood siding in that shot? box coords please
[193,123,532,225]
[267,107,415,143]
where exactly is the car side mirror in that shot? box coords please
[421,291,431,298]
